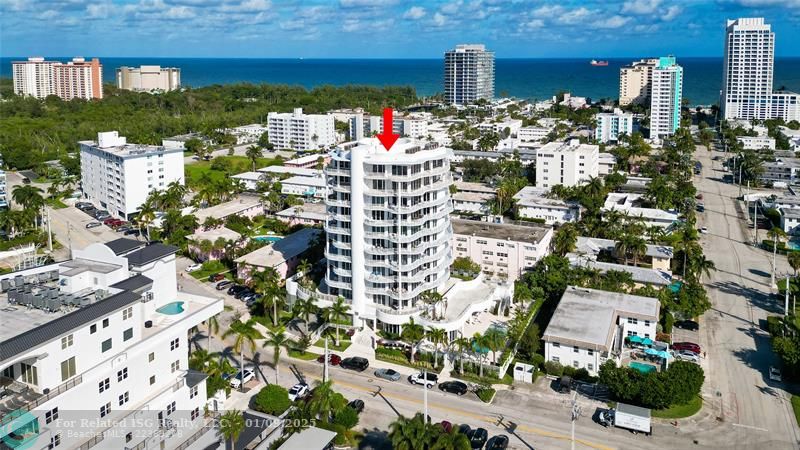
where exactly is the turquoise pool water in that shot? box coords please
[788,239,800,251]
[629,361,657,374]
[157,301,185,315]
[253,235,283,243]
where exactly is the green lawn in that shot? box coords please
[185,156,283,187]
[288,349,320,361]
[652,396,703,419]
[314,339,351,352]
[792,395,800,427]
[450,371,514,386]
[188,261,228,280]
[45,197,68,209]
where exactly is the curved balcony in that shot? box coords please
[324,249,350,262]
[363,206,450,228]
[363,178,451,197]
[326,198,350,208]
[324,167,351,177]
[331,266,352,278]
[329,239,351,250]
[325,276,351,291]
[324,223,351,235]
[364,164,449,182]
[374,303,428,325]
[327,183,351,194]
[364,246,450,273]
[364,221,450,243]
[365,276,447,302]
[328,213,351,223]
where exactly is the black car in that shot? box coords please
[216,280,233,290]
[235,289,253,300]
[340,357,369,372]
[458,424,472,436]
[487,435,509,450]
[675,320,699,331]
[116,225,132,233]
[228,285,246,296]
[469,428,488,449]
[347,399,365,414]
[124,228,140,236]
[438,381,468,395]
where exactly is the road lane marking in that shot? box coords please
[732,423,769,432]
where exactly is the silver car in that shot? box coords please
[374,368,401,382]
[676,350,700,363]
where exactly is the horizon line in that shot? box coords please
[4,55,800,60]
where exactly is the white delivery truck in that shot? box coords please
[599,402,652,435]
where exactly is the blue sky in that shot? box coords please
[1,0,799,58]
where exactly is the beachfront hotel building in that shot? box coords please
[79,131,185,220]
[12,57,103,100]
[0,238,223,450]
[267,108,336,151]
[323,138,454,332]
[619,58,659,106]
[444,44,495,105]
[721,18,800,122]
[535,139,599,189]
[595,108,634,143]
[649,56,683,139]
[116,65,181,92]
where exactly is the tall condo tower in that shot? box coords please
[649,56,683,139]
[324,138,454,333]
[444,44,495,105]
[722,18,774,120]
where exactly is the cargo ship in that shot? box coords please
[590,59,609,66]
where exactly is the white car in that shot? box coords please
[288,383,309,401]
[408,372,439,388]
[675,350,700,363]
[229,369,254,389]
[699,227,709,234]
[185,263,203,273]
[769,366,782,382]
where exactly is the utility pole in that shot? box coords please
[323,337,329,383]
[771,235,778,288]
[570,392,581,450]
[423,368,428,422]
[738,162,743,197]
[753,200,758,244]
[46,208,52,252]
[785,275,791,318]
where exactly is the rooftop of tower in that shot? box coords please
[330,138,449,160]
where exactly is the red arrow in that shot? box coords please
[376,107,399,151]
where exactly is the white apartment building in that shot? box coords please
[598,153,617,176]
[79,131,186,220]
[444,44,495,105]
[722,18,800,122]
[513,186,580,225]
[761,159,800,186]
[267,108,335,151]
[649,56,683,139]
[13,57,103,100]
[543,286,660,375]
[452,219,553,282]
[535,140,599,188]
[280,175,327,199]
[0,239,223,450]
[737,136,776,150]
[219,124,268,145]
[285,154,329,169]
[603,193,679,228]
[619,58,659,106]
[518,125,554,143]
[323,138,454,331]
[349,113,429,140]
[477,119,523,137]
[258,165,322,179]
[116,65,180,92]
[595,109,634,143]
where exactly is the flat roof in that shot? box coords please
[570,257,672,286]
[277,427,337,450]
[575,236,673,259]
[258,166,322,177]
[235,228,322,268]
[231,171,264,181]
[452,219,551,244]
[543,286,659,351]
[452,191,495,203]
[513,186,573,208]
[187,226,242,242]
[454,181,495,194]
[125,243,179,267]
[282,175,326,188]
[78,140,182,157]
[276,202,327,220]
[191,196,262,222]
[60,258,122,276]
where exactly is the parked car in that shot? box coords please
[558,375,573,394]
[208,273,225,282]
[288,383,309,401]
[124,228,140,236]
[185,263,202,273]
[487,435,509,450]
[216,280,233,290]
[699,226,709,234]
[438,381,468,395]
[598,408,615,427]
[228,285,246,296]
[94,210,110,219]
[103,217,117,226]
[458,424,472,436]
[85,222,102,229]
[347,399,365,414]
[468,428,488,449]
[116,225,132,233]
[235,289,254,300]
[769,366,782,382]
[229,369,254,389]
[672,342,701,354]
[76,202,93,210]
[675,350,700,363]
[674,320,699,331]
[696,204,705,213]
[340,357,369,372]
[373,368,401,381]
[317,354,342,366]
[439,421,453,433]
[409,372,439,388]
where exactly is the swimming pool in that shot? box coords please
[629,361,657,374]
[157,301,185,315]
[788,239,800,251]
[253,235,283,243]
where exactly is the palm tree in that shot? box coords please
[296,259,312,286]
[12,185,44,226]
[206,315,220,351]
[389,413,437,450]
[222,319,263,391]
[136,200,156,241]
[189,348,215,371]
[219,410,245,450]
[768,227,787,279]
[426,327,447,368]
[483,328,505,365]
[205,357,235,379]
[401,317,425,363]
[689,254,716,282]
[431,427,471,450]
[627,235,648,266]
[293,295,318,333]
[789,252,800,277]
[308,380,346,421]
[471,332,487,378]
[552,223,579,256]
[245,145,263,171]
[264,326,291,384]
[325,296,351,345]
[251,267,281,326]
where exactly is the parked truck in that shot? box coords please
[599,402,651,435]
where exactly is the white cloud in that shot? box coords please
[621,0,661,15]
[662,5,681,21]
[530,5,562,18]
[591,15,631,29]
[731,0,800,6]
[403,6,426,20]
[519,18,544,31]
[86,2,113,19]
[339,0,398,7]
[164,6,195,19]
[219,0,271,12]
[432,12,446,27]
[279,19,305,31]
[558,7,591,24]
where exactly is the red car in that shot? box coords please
[672,342,701,354]
[316,354,341,365]
[103,217,117,226]
[439,421,453,433]
[111,220,127,229]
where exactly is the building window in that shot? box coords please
[98,378,110,393]
[90,324,97,334]
[626,331,638,337]
[123,328,133,341]
[587,363,594,371]
[190,385,198,399]
[573,346,579,353]
[149,352,155,362]
[118,391,130,406]
[60,357,76,381]
[644,320,650,327]
[627,317,638,325]
[100,402,111,418]
[587,349,594,356]
[45,407,59,424]
[123,307,133,320]
[103,318,109,328]
[191,407,200,420]
[552,342,560,348]
[166,401,176,415]
[171,360,180,373]
[101,338,112,353]
[21,363,38,385]
[170,338,180,351]
[126,433,133,443]
[61,334,74,349]
[49,434,61,449]
[552,356,560,362]
[117,368,128,382]
[573,360,579,368]
[149,375,156,385]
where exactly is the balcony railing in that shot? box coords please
[0,375,83,425]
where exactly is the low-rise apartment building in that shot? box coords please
[535,140,599,188]
[452,182,496,215]
[280,175,327,199]
[285,154,330,169]
[543,286,659,375]
[595,109,634,143]
[603,193,678,228]
[452,219,553,282]
[513,186,580,225]
[235,227,322,282]
[737,136,776,150]
[598,153,617,176]
[275,202,327,227]
[761,158,800,186]
[518,125,554,143]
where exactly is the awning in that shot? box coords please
[628,335,643,344]
[641,337,654,346]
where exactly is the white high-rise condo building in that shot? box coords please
[80,131,185,220]
[595,108,634,143]
[0,238,223,450]
[267,108,336,151]
[619,59,659,106]
[649,56,683,139]
[117,65,181,92]
[13,57,103,100]
[444,44,494,105]
[535,140,599,189]
[722,18,799,122]
[324,138,454,332]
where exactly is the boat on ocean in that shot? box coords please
[590,59,609,66]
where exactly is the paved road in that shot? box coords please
[694,145,800,449]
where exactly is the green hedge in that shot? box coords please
[476,387,496,403]
[375,347,437,371]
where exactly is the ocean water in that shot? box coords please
[3,57,800,106]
